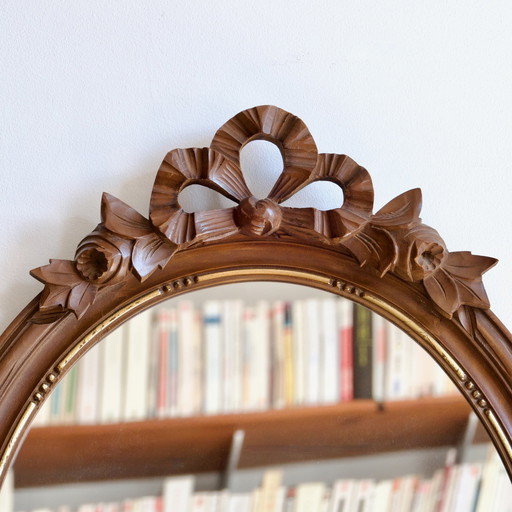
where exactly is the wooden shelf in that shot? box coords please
[14,396,487,488]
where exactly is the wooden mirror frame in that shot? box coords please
[1,105,511,487]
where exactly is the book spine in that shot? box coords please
[294,483,326,512]
[122,309,151,421]
[147,315,160,419]
[99,325,124,423]
[76,343,101,424]
[258,468,283,512]
[162,475,194,512]
[270,301,285,409]
[372,314,387,403]
[283,302,294,407]
[292,300,305,406]
[328,479,357,512]
[338,300,353,403]
[178,301,197,417]
[255,301,271,411]
[320,298,338,404]
[191,309,203,416]
[156,310,169,418]
[203,301,222,415]
[353,304,373,399]
[230,300,244,413]
[385,323,408,400]
[222,301,236,413]
[167,308,179,417]
[64,364,79,424]
[304,299,320,405]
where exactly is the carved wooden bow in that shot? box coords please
[31,106,497,320]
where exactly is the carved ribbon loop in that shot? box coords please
[150,105,374,244]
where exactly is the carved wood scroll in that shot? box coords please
[31,105,497,322]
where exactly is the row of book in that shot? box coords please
[9,449,512,512]
[33,297,455,426]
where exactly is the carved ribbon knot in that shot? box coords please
[30,105,497,321]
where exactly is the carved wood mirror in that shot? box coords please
[1,105,511,499]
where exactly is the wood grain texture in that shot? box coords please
[14,396,487,488]
[1,106,512,486]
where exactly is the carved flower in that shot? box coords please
[394,224,497,316]
[395,224,448,282]
[149,105,375,245]
[415,242,445,274]
[75,227,131,285]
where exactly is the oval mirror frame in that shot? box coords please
[1,105,511,486]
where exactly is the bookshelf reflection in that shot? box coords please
[32,283,460,428]
[8,283,508,511]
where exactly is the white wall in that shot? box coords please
[1,3,511,331]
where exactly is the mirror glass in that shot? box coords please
[2,283,510,511]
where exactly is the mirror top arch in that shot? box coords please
[1,105,512,484]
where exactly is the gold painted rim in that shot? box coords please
[57,289,163,372]
[197,268,331,285]
[486,410,512,460]
[364,295,467,382]
[0,402,36,480]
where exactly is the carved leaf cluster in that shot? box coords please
[101,193,176,281]
[31,194,176,319]
[339,187,496,316]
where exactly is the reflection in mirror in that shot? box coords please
[4,283,511,510]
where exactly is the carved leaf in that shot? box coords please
[40,284,72,311]
[441,252,497,310]
[30,259,99,318]
[132,233,177,281]
[423,268,460,315]
[67,281,98,318]
[30,259,83,287]
[101,192,151,239]
[443,251,498,280]
[341,225,398,277]
[372,189,422,229]
[452,279,491,310]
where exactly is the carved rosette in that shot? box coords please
[31,105,497,321]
